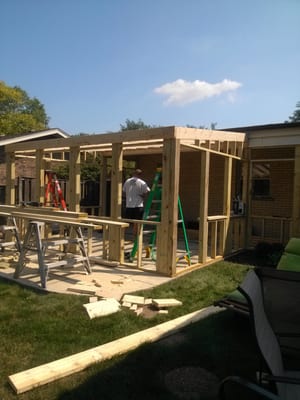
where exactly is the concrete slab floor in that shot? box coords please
[0,232,198,300]
[0,258,173,301]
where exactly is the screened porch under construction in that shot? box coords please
[4,126,247,277]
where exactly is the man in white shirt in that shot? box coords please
[123,169,150,236]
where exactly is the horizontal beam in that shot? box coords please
[174,126,246,142]
[181,143,243,160]
[7,126,246,153]
[6,127,176,152]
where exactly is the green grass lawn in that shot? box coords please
[1,261,257,400]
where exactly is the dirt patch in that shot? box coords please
[140,304,170,319]
[140,304,159,318]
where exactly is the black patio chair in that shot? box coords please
[215,267,300,355]
[215,237,300,313]
[219,376,280,399]
[237,270,300,400]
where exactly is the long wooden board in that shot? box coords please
[8,307,218,394]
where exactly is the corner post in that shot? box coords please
[109,143,124,262]
[6,152,16,205]
[156,136,180,276]
[198,151,210,263]
[35,149,45,206]
[69,146,81,212]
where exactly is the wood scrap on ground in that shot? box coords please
[122,294,145,305]
[110,279,124,285]
[152,298,183,308]
[83,298,121,319]
[67,286,96,295]
[89,257,119,267]
[121,294,182,317]
[67,280,102,295]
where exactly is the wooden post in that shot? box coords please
[198,151,210,263]
[246,149,253,247]
[223,157,232,255]
[292,146,300,237]
[210,220,217,258]
[110,143,123,219]
[242,148,250,247]
[5,152,16,205]
[109,143,123,261]
[136,223,143,269]
[69,147,81,212]
[35,149,45,206]
[99,156,107,216]
[156,138,180,276]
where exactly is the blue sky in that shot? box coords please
[1,0,299,134]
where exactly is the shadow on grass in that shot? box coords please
[58,310,259,400]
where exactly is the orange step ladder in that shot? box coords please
[44,170,67,210]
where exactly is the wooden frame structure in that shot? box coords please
[5,126,246,276]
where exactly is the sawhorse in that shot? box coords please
[14,220,91,288]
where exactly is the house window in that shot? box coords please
[252,163,271,198]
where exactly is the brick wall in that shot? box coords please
[251,160,294,218]
[250,147,294,218]
[129,152,239,224]
[0,158,36,185]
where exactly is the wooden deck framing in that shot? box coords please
[5,126,247,276]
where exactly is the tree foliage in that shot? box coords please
[186,122,218,129]
[286,101,300,123]
[53,153,102,182]
[0,81,49,135]
[120,118,155,131]
[80,153,102,181]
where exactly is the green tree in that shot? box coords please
[120,118,154,131]
[0,81,49,135]
[186,122,218,129]
[286,101,300,123]
[53,153,102,182]
[80,153,102,181]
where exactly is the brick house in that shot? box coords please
[227,122,300,246]
[0,129,69,204]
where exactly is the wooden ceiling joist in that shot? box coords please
[7,126,246,159]
[181,142,243,160]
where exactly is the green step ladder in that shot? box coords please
[130,169,191,265]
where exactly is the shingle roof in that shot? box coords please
[222,122,300,132]
[0,128,70,146]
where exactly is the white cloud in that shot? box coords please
[154,78,242,106]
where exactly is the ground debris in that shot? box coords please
[122,294,145,305]
[110,279,124,285]
[83,298,121,319]
[121,294,182,318]
[152,298,183,308]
